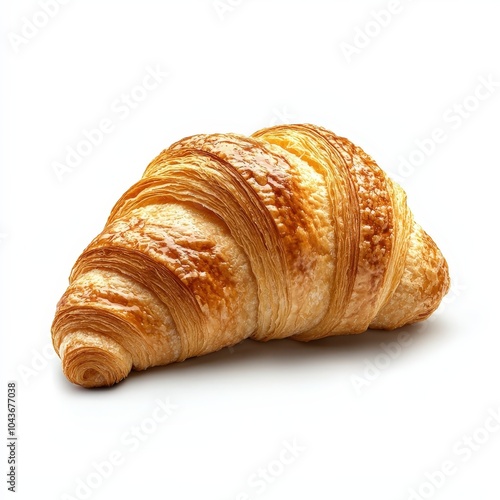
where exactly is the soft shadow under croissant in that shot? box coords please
[51,124,450,388]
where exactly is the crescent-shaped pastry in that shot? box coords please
[51,124,450,387]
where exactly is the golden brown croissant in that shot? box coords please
[51,124,450,388]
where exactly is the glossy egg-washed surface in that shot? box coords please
[51,124,450,387]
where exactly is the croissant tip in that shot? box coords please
[59,333,133,388]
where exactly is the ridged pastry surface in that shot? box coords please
[52,124,450,387]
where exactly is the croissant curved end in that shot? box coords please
[58,332,133,388]
[370,224,450,330]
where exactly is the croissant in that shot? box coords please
[51,124,450,387]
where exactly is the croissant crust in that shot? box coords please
[51,124,450,387]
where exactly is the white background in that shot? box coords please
[1,1,499,499]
